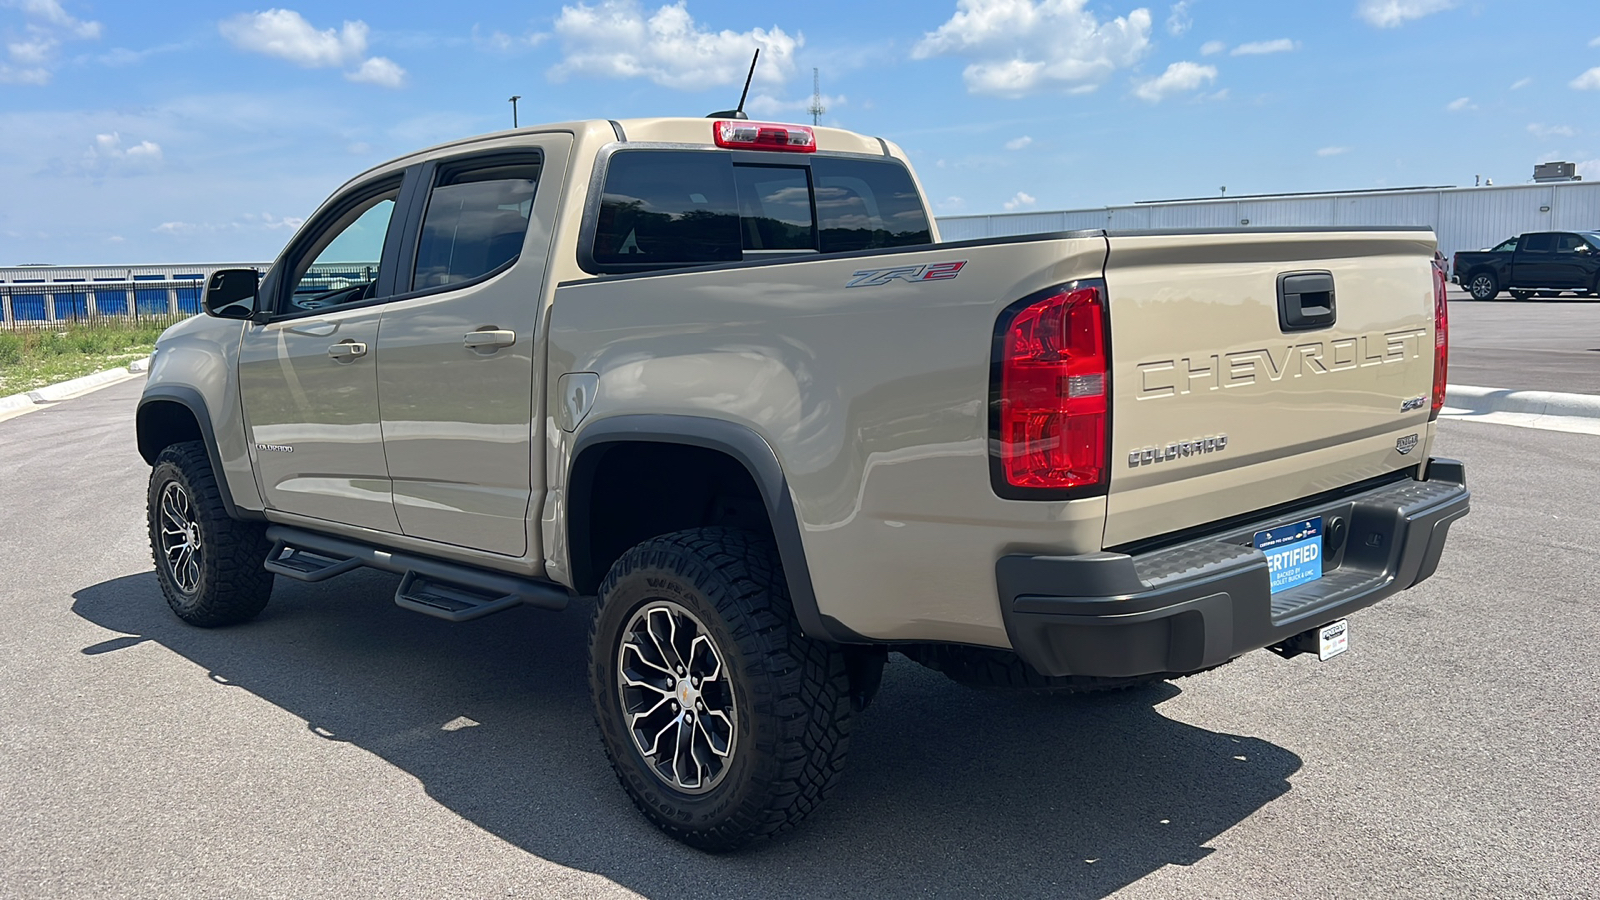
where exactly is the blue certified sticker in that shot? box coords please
[1254,517,1324,594]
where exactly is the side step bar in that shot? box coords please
[263,525,570,622]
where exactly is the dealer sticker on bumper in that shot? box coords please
[1254,517,1323,594]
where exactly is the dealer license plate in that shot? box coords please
[1254,517,1323,594]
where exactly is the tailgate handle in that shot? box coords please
[1277,271,1336,332]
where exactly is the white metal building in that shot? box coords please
[937,181,1600,260]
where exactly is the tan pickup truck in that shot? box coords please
[136,116,1469,851]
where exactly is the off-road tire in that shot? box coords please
[147,441,273,627]
[1468,272,1499,300]
[589,527,853,853]
[903,644,1221,695]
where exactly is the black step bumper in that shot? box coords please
[996,459,1470,678]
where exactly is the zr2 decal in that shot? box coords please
[846,260,967,288]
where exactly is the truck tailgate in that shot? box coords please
[1102,229,1438,548]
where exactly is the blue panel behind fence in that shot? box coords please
[175,284,201,314]
[94,289,129,315]
[135,288,168,315]
[55,291,89,320]
[10,294,47,321]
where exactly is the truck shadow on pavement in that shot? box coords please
[74,571,1302,899]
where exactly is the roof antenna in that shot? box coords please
[707,48,759,119]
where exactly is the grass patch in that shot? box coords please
[0,320,171,395]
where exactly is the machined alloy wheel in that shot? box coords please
[589,527,854,852]
[157,481,204,594]
[147,441,274,627]
[616,601,737,794]
[1469,273,1498,300]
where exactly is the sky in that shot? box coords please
[1,0,1597,264]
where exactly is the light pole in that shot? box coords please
[509,95,521,129]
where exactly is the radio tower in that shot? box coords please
[807,68,826,126]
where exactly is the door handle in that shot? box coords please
[463,329,516,350]
[328,340,367,360]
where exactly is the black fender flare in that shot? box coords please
[567,414,859,644]
[136,385,251,520]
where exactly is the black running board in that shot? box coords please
[263,525,570,621]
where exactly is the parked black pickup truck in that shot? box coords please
[1452,231,1600,300]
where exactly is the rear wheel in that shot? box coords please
[1468,272,1499,300]
[147,442,273,627]
[589,527,853,852]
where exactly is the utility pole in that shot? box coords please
[509,95,521,129]
[807,68,826,126]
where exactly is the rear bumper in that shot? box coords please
[996,459,1470,678]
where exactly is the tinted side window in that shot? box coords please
[413,158,541,290]
[593,151,741,267]
[811,158,932,253]
[1555,234,1585,253]
[1521,233,1555,253]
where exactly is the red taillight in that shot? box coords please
[997,283,1109,493]
[712,120,816,153]
[1431,262,1449,420]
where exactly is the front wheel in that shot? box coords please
[589,528,853,852]
[1468,272,1499,300]
[147,442,274,626]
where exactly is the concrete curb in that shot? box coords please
[1444,385,1600,420]
[1,355,152,412]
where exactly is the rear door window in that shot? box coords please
[1521,233,1555,253]
[412,157,541,290]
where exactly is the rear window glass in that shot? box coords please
[589,150,931,272]
[592,151,741,267]
[413,159,541,290]
[811,157,932,252]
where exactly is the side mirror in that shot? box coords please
[203,269,260,319]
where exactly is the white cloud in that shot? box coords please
[154,221,195,235]
[914,0,1153,97]
[75,132,164,175]
[0,0,101,84]
[549,1,800,91]
[1317,146,1350,156]
[220,10,407,88]
[1572,68,1600,91]
[937,196,966,212]
[1357,0,1455,29]
[1002,191,1036,211]
[1134,60,1217,102]
[1578,160,1600,181]
[4,0,99,38]
[1200,39,1225,55]
[220,10,368,67]
[1446,96,1474,111]
[1166,1,1192,36]
[1528,123,1575,139]
[346,56,405,88]
[1232,38,1296,55]
[1005,135,1033,150]
[1510,77,1532,90]
[472,25,549,53]
[1589,36,1600,47]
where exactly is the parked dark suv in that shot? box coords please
[1452,231,1600,300]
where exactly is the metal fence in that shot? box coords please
[0,278,203,330]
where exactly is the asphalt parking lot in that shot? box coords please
[3,370,1598,897]
[1448,286,1600,394]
